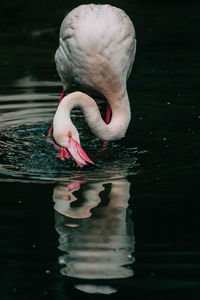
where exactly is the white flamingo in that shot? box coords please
[51,4,136,167]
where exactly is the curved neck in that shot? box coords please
[53,91,131,142]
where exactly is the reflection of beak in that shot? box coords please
[66,136,96,168]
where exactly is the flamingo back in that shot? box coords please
[55,4,136,97]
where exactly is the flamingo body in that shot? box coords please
[53,4,136,167]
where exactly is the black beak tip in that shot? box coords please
[82,162,98,170]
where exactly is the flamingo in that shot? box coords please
[50,4,136,168]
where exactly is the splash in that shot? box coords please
[0,123,140,183]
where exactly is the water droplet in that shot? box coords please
[166,102,171,105]
[32,244,36,248]
[163,137,167,141]
[45,269,50,274]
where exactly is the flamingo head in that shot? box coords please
[53,128,96,169]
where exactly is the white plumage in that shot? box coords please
[53,4,136,167]
[55,4,136,93]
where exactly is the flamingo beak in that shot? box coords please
[66,135,96,169]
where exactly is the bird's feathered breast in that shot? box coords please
[55,4,136,96]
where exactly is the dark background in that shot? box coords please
[0,1,200,299]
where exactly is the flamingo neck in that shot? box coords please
[53,91,131,143]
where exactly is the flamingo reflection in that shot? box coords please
[54,178,135,280]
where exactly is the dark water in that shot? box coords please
[0,1,199,299]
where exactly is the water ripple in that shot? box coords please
[0,89,141,182]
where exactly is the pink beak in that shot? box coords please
[66,135,96,168]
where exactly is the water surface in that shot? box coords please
[0,0,199,299]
